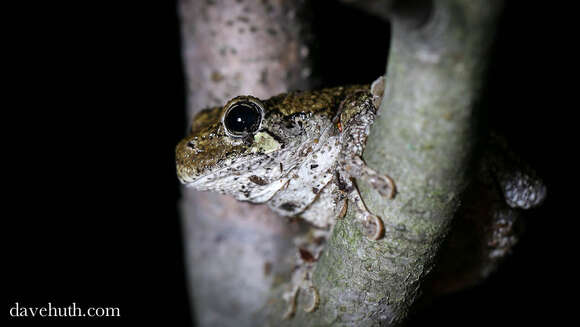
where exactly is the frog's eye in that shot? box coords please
[222,96,265,138]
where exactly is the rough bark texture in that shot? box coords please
[179,0,503,326]
[278,1,503,325]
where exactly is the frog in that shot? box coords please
[175,76,395,317]
[176,76,394,238]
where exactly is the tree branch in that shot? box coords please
[277,1,504,325]
[178,0,315,326]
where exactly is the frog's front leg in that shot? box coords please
[343,155,396,199]
[282,276,320,319]
[334,87,397,240]
[282,231,325,319]
[337,166,386,240]
[348,184,385,240]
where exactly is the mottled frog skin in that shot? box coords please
[176,77,394,239]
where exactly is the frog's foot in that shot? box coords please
[370,76,386,109]
[346,156,396,198]
[282,279,320,318]
[303,286,319,313]
[283,230,326,319]
[282,287,320,319]
[366,171,396,199]
[282,286,299,320]
[348,187,385,240]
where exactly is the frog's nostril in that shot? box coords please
[186,141,195,149]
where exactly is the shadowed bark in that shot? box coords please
[179,0,504,326]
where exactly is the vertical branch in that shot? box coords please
[178,1,314,326]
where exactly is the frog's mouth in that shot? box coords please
[175,128,285,185]
[181,153,293,203]
[177,147,265,184]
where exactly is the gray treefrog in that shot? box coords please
[176,77,394,317]
[176,77,394,240]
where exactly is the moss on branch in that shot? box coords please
[282,1,504,325]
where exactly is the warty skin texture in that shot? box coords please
[176,84,379,227]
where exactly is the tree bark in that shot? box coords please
[178,1,315,326]
[179,0,504,326]
[283,1,504,325]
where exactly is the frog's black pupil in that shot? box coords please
[224,102,261,135]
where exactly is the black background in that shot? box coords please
[6,1,573,326]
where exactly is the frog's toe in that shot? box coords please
[338,198,348,219]
[369,174,396,199]
[350,155,396,199]
[282,288,298,320]
[362,214,385,240]
[303,286,319,313]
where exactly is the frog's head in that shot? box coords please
[176,95,305,202]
